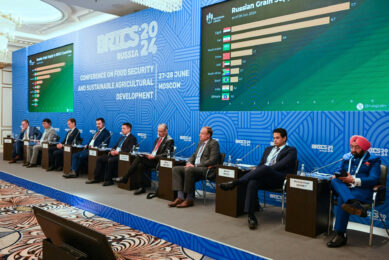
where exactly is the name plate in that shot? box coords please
[89,150,97,156]
[43,143,48,148]
[160,159,173,168]
[218,168,235,178]
[24,141,29,146]
[4,139,12,143]
[64,146,71,152]
[119,154,129,161]
[289,178,313,191]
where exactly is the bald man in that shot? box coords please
[327,135,381,248]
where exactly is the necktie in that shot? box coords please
[117,136,126,148]
[152,138,163,153]
[93,130,100,140]
[195,142,206,165]
[269,147,280,166]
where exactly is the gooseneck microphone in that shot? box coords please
[236,144,260,164]
[310,158,344,173]
[174,142,196,157]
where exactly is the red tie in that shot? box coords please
[93,130,100,140]
[153,138,163,153]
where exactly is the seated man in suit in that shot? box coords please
[86,122,137,186]
[25,118,57,168]
[220,128,297,229]
[47,118,82,171]
[113,123,174,195]
[327,135,381,248]
[9,119,42,163]
[168,126,219,208]
[63,117,110,178]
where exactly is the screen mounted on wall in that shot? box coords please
[200,0,389,111]
[28,44,74,112]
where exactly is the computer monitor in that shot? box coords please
[33,206,116,260]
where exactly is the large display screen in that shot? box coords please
[200,0,389,111]
[28,44,74,112]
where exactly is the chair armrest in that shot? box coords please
[373,184,385,192]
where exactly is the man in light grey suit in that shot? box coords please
[169,126,220,208]
[25,118,57,168]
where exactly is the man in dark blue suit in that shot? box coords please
[63,118,110,178]
[327,135,381,248]
[47,118,82,171]
[9,120,42,163]
[220,128,297,229]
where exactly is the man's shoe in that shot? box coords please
[327,233,347,248]
[219,180,238,191]
[341,201,367,217]
[168,198,184,207]
[55,167,63,172]
[23,162,30,167]
[177,200,194,208]
[133,187,146,195]
[248,215,258,230]
[26,164,37,168]
[112,177,127,184]
[85,179,102,184]
[46,167,54,172]
[9,156,20,163]
[64,170,77,178]
[102,181,114,186]
[8,159,17,163]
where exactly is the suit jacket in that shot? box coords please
[87,128,111,148]
[151,135,174,159]
[41,127,57,143]
[113,134,137,153]
[188,138,220,167]
[337,152,381,189]
[20,126,42,140]
[62,128,82,145]
[259,145,297,174]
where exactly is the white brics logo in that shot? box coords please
[180,136,192,142]
[368,210,386,222]
[235,139,251,147]
[206,13,214,24]
[311,144,334,153]
[369,147,388,157]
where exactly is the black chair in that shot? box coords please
[196,153,225,205]
[262,160,299,224]
[328,164,388,246]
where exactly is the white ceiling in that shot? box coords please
[1,0,147,64]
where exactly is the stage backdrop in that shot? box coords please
[13,0,389,229]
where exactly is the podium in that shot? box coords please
[88,148,109,180]
[285,174,330,237]
[215,166,248,217]
[117,152,139,190]
[41,142,53,170]
[23,140,29,164]
[63,145,84,173]
[3,137,14,161]
[157,158,175,201]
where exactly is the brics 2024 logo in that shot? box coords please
[206,13,214,24]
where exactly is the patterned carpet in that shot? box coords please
[0,180,211,259]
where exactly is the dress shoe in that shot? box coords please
[8,159,17,164]
[23,163,30,167]
[55,166,63,172]
[46,167,54,172]
[112,177,127,184]
[85,179,102,184]
[64,170,77,178]
[219,180,238,191]
[176,199,194,208]
[26,164,37,168]
[327,232,347,248]
[102,181,114,186]
[248,215,258,229]
[133,187,146,195]
[168,198,184,207]
[341,200,367,217]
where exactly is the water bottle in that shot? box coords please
[167,148,171,159]
[227,155,232,166]
[300,164,305,176]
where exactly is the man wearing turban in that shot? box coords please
[327,135,381,248]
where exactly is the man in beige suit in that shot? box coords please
[169,126,220,208]
[25,118,57,168]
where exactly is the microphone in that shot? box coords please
[236,144,260,164]
[72,130,81,146]
[99,131,113,148]
[174,142,196,157]
[310,158,344,173]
